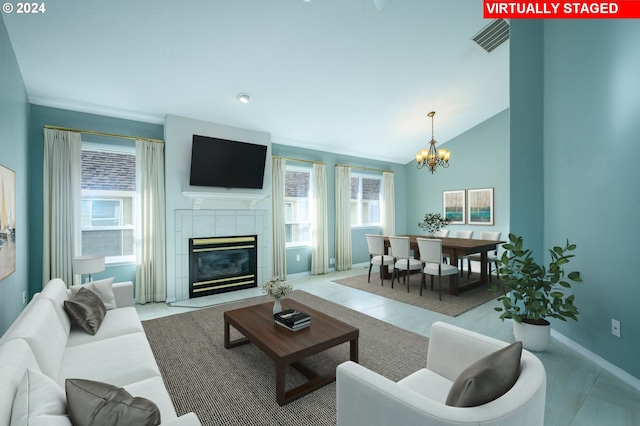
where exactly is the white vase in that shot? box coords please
[272,297,282,315]
[513,320,551,352]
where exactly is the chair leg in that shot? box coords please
[430,275,434,291]
[438,274,442,301]
[379,265,385,287]
[391,268,396,288]
[368,262,373,283]
[420,272,425,296]
[467,259,472,278]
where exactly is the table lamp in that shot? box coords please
[73,255,105,282]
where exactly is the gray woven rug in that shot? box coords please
[333,272,500,317]
[142,290,429,426]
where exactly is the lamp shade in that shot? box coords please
[73,256,105,275]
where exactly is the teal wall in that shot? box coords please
[0,18,30,334]
[271,143,407,275]
[28,105,163,297]
[404,109,510,242]
[509,21,544,257]
[542,20,640,378]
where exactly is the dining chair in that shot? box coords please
[466,232,502,281]
[388,236,423,292]
[454,230,474,276]
[416,238,459,300]
[434,229,450,263]
[365,234,395,286]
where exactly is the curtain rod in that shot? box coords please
[273,155,325,165]
[44,125,164,144]
[335,164,393,174]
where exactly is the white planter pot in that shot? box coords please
[513,320,551,352]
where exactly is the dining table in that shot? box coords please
[383,235,505,295]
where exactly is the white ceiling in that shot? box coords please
[3,0,509,164]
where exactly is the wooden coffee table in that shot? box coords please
[224,298,359,405]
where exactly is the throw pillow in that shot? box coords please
[66,379,161,426]
[445,341,522,407]
[63,287,107,335]
[69,277,117,310]
[11,368,70,426]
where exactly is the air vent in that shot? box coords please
[472,19,509,53]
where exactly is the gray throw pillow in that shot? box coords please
[63,287,107,335]
[445,341,522,407]
[66,379,161,426]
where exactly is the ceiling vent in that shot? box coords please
[472,19,509,53]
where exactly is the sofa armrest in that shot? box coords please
[112,281,134,308]
[161,413,202,426]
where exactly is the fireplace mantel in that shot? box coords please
[182,191,270,210]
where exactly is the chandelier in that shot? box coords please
[415,111,451,173]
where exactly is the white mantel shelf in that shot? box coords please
[182,191,270,210]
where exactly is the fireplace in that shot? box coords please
[189,235,258,298]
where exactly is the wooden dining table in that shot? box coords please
[383,235,504,295]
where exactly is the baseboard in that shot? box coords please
[551,329,640,391]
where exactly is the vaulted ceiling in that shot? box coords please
[3,0,509,163]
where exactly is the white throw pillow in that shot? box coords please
[11,368,71,426]
[69,277,117,310]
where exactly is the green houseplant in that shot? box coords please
[492,233,582,351]
[418,213,451,236]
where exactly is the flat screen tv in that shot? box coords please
[189,135,267,189]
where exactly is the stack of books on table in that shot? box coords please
[274,309,311,331]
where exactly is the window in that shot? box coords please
[351,173,381,227]
[284,166,311,247]
[80,143,136,263]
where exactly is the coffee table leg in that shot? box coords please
[224,318,230,348]
[350,338,359,363]
[276,363,286,405]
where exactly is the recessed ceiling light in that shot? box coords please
[237,93,252,104]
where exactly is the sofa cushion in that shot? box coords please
[445,341,522,407]
[60,332,161,388]
[0,340,41,426]
[66,379,161,426]
[66,306,144,347]
[39,278,73,330]
[70,277,117,310]
[124,376,179,422]
[1,300,68,380]
[64,287,107,335]
[11,368,70,426]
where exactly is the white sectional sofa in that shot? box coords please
[0,278,201,426]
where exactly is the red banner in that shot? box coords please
[484,1,640,18]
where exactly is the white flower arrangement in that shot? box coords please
[261,278,292,299]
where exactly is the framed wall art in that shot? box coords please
[0,164,16,281]
[467,187,494,225]
[443,190,466,224]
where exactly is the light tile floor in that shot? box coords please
[136,265,640,425]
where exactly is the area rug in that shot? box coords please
[142,290,429,426]
[332,271,500,317]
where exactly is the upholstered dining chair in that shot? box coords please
[434,230,450,263]
[365,234,395,286]
[466,232,502,281]
[388,236,423,292]
[454,230,474,276]
[416,238,459,300]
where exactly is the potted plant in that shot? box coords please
[262,277,293,314]
[492,233,582,351]
[418,213,451,236]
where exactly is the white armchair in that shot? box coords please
[336,322,546,426]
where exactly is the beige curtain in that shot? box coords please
[135,139,166,303]
[382,171,395,236]
[43,128,82,288]
[311,163,328,274]
[334,165,352,271]
[271,157,287,280]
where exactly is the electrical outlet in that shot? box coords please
[22,291,27,304]
[296,254,300,262]
[330,258,335,266]
[612,319,621,337]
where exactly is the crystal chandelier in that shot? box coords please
[415,111,451,173]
